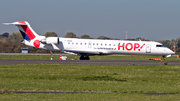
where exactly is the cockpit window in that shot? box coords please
[156,45,165,47]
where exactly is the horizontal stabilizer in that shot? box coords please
[3,22,27,26]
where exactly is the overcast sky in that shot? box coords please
[0,0,180,41]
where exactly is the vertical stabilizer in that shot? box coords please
[4,21,39,41]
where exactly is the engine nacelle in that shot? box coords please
[41,37,59,44]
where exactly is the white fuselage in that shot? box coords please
[26,37,174,56]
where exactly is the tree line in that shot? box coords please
[64,32,119,40]
[0,32,180,53]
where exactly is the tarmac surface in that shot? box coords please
[0,59,180,65]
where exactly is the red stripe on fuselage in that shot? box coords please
[19,21,35,40]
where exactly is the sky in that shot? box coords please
[0,0,180,41]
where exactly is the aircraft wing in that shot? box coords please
[64,49,112,55]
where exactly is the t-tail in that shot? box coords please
[3,21,47,48]
[4,21,61,51]
[4,21,41,41]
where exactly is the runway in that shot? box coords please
[0,60,180,65]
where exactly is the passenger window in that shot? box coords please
[109,44,111,46]
[80,43,82,45]
[76,43,78,45]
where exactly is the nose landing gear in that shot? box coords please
[162,55,165,60]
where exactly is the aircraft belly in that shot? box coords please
[113,50,145,55]
[64,49,100,55]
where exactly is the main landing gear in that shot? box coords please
[80,56,90,60]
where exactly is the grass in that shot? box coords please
[0,64,180,93]
[1,93,180,101]
[0,55,180,100]
[0,54,179,61]
[1,64,180,100]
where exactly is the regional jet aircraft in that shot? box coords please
[4,21,174,60]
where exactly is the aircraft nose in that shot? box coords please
[165,48,175,55]
[169,49,175,54]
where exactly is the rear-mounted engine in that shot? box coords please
[40,37,59,44]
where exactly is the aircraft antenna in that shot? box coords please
[126,30,128,40]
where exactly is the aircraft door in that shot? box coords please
[88,42,92,48]
[146,44,151,53]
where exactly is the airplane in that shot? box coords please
[3,21,174,60]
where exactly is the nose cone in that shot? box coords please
[168,49,175,55]
[171,51,175,54]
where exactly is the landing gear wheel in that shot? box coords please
[85,56,90,60]
[80,56,90,60]
[80,56,84,60]
[162,56,165,61]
